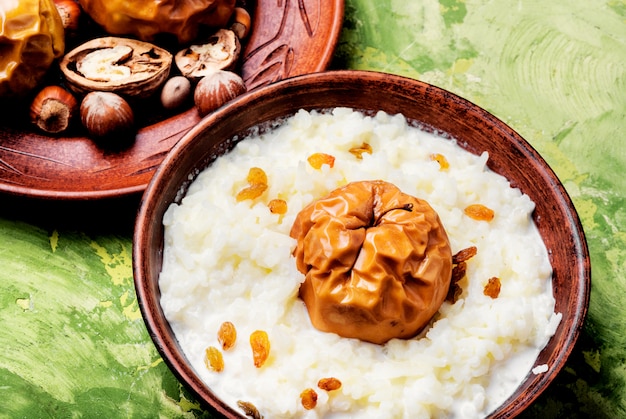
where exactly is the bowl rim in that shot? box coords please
[133,69,591,418]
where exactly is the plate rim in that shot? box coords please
[0,0,345,201]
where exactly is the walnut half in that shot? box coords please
[60,37,172,98]
[175,29,241,81]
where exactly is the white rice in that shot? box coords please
[159,108,561,419]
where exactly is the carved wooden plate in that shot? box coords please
[0,0,344,200]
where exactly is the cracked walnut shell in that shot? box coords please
[60,37,172,98]
[175,29,241,81]
[290,180,453,344]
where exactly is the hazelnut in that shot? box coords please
[230,7,251,40]
[80,91,135,139]
[160,76,192,110]
[193,70,247,117]
[29,85,78,134]
[53,0,82,33]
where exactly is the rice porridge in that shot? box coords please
[158,108,561,418]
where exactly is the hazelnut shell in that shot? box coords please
[80,91,135,139]
[193,70,247,116]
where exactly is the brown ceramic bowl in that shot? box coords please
[133,70,591,418]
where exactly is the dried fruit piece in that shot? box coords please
[446,261,466,303]
[464,204,495,222]
[218,321,237,350]
[78,0,235,44]
[249,330,270,368]
[204,346,224,372]
[247,167,268,185]
[452,246,478,264]
[447,246,478,303]
[300,388,318,410]
[0,0,65,98]
[318,377,342,391]
[237,400,263,419]
[307,153,335,169]
[291,180,452,344]
[430,153,449,170]
[268,199,288,215]
[236,167,269,202]
[236,183,268,202]
[484,277,501,298]
[349,142,373,159]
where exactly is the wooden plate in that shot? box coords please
[0,0,344,200]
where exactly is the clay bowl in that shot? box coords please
[133,70,591,418]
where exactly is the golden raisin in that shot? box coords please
[204,346,224,372]
[237,400,262,419]
[484,277,501,298]
[307,153,335,169]
[236,167,269,202]
[430,153,449,170]
[247,167,268,185]
[236,183,268,202]
[218,321,237,351]
[464,204,495,221]
[349,142,373,159]
[318,377,342,391]
[300,388,318,410]
[250,330,270,368]
[268,199,288,215]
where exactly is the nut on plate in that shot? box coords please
[80,91,135,140]
[53,0,82,33]
[194,70,247,116]
[175,29,241,81]
[160,76,192,110]
[30,86,78,134]
[60,37,172,98]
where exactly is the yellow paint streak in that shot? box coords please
[572,198,599,230]
[16,297,31,311]
[89,241,139,320]
[449,58,473,74]
[98,300,113,308]
[89,241,132,286]
[120,290,142,321]
[136,357,164,372]
[49,230,59,253]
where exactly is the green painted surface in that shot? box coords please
[335,1,626,416]
[1,0,625,417]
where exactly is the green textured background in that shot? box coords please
[1,0,625,417]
